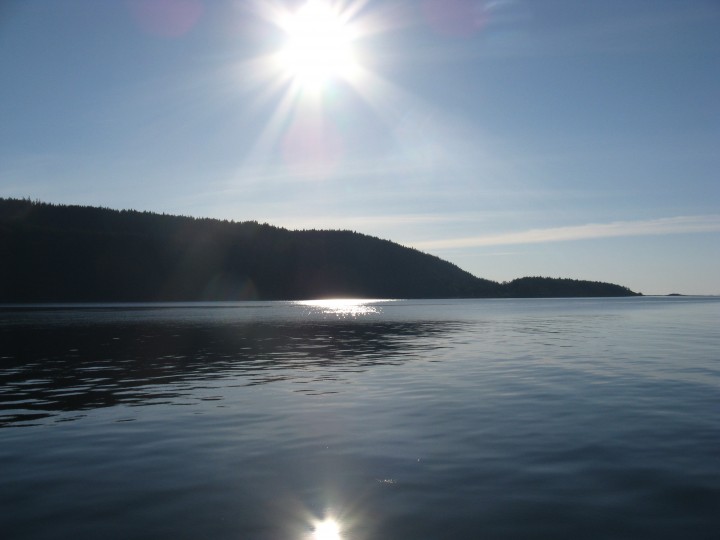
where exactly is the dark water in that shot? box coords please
[1,297,719,539]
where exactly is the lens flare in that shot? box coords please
[128,0,204,37]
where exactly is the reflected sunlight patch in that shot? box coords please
[297,298,389,317]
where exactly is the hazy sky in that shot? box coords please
[1,0,719,295]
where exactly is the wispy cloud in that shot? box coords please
[414,215,720,250]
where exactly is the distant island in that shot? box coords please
[0,198,640,302]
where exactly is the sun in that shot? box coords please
[276,0,359,89]
[312,518,342,540]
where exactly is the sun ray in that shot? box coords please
[232,0,426,183]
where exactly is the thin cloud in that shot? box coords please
[414,215,720,250]
[270,211,509,231]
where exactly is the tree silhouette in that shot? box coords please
[0,198,639,302]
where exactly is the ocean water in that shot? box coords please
[1,297,718,539]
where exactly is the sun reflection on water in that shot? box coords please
[296,298,390,317]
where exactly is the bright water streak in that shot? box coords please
[1,297,719,539]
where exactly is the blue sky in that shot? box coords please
[1,0,718,295]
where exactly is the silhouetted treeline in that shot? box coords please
[0,198,639,302]
[500,276,638,298]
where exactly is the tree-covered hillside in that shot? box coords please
[0,199,639,302]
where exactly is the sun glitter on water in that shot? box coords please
[296,299,389,317]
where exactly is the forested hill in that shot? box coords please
[0,199,639,302]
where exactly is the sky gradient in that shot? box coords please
[1,0,719,295]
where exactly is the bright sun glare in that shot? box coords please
[277,0,359,89]
[313,518,342,540]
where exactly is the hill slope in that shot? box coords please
[0,199,639,301]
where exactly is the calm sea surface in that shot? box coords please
[1,297,719,539]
